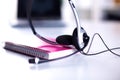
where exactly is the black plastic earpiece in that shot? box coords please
[56,35,73,45]
[56,27,90,51]
[72,28,90,51]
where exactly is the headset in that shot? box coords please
[27,0,90,51]
[27,0,90,64]
[57,0,90,51]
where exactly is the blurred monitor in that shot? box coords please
[11,0,63,27]
[18,0,62,20]
[103,9,120,21]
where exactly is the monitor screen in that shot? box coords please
[17,0,62,20]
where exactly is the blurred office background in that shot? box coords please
[0,0,120,42]
[0,0,120,25]
[0,0,120,37]
[74,0,120,21]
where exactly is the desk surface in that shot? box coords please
[0,20,120,80]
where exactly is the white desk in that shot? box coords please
[0,20,120,80]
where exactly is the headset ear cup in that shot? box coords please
[72,28,82,51]
[72,28,90,51]
[56,35,73,45]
